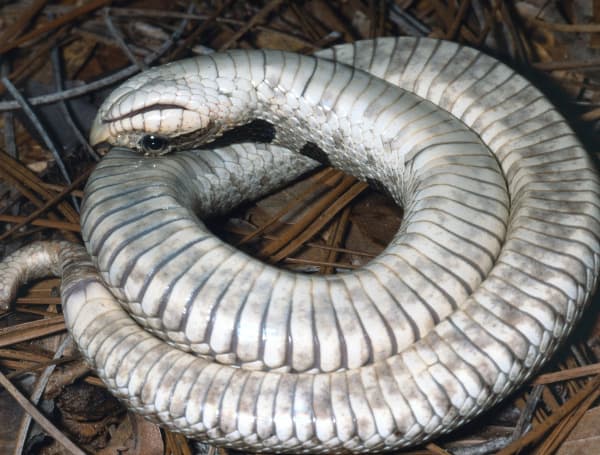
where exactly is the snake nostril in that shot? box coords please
[140,134,169,154]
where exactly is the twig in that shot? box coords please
[0,0,113,55]
[533,58,600,71]
[497,1,530,64]
[228,224,376,258]
[237,168,338,246]
[103,7,147,71]
[0,167,92,243]
[6,355,77,380]
[13,335,72,455]
[533,362,600,384]
[283,257,357,270]
[15,297,61,305]
[0,0,48,45]
[1,61,17,158]
[41,182,84,198]
[0,151,79,223]
[0,63,141,113]
[218,0,285,50]
[430,0,454,32]
[0,215,80,232]
[256,172,355,257]
[446,0,472,40]
[269,181,369,262]
[536,385,600,454]
[289,2,322,41]
[512,384,544,440]
[0,317,66,348]
[424,442,451,454]
[450,436,513,455]
[166,0,234,60]
[0,3,194,112]
[523,16,600,33]
[495,375,600,454]
[0,369,85,455]
[387,1,431,36]
[321,206,351,274]
[50,47,100,161]
[0,27,71,99]
[43,359,90,399]
[1,76,77,211]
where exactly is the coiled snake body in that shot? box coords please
[1,37,600,452]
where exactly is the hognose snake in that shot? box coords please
[1,37,599,452]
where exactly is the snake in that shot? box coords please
[1,37,599,452]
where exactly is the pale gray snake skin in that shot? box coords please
[1,37,600,452]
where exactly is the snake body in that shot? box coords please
[1,37,600,452]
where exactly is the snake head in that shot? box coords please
[89,58,245,155]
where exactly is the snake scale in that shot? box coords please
[1,37,600,452]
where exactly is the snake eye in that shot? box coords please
[140,134,169,154]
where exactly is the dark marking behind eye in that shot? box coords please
[201,119,276,149]
[299,142,331,166]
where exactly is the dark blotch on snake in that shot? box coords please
[367,177,394,200]
[299,141,331,166]
[201,119,276,148]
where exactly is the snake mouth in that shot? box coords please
[89,114,111,148]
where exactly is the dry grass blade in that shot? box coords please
[0,215,80,233]
[445,0,472,39]
[229,218,377,257]
[534,390,600,454]
[164,430,193,455]
[306,1,356,41]
[424,442,452,454]
[258,171,355,257]
[15,297,62,305]
[257,172,356,258]
[0,348,51,363]
[0,0,48,45]
[237,167,339,246]
[0,27,70,99]
[524,16,600,33]
[167,0,235,60]
[12,336,72,455]
[0,316,66,348]
[0,167,91,243]
[283,256,358,270]
[496,375,600,454]
[218,0,285,50]
[534,58,600,71]
[0,0,113,55]
[2,77,74,195]
[534,363,600,384]
[0,151,79,223]
[269,180,369,263]
[6,355,76,380]
[0,369,85,455]
[321,206,351,274]
[41,183,84,198]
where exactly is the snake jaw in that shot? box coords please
[89,112,112,149]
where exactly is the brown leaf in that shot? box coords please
[96,413,163,455]
[556,406,600,454]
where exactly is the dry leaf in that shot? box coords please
[556,406,600,454]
